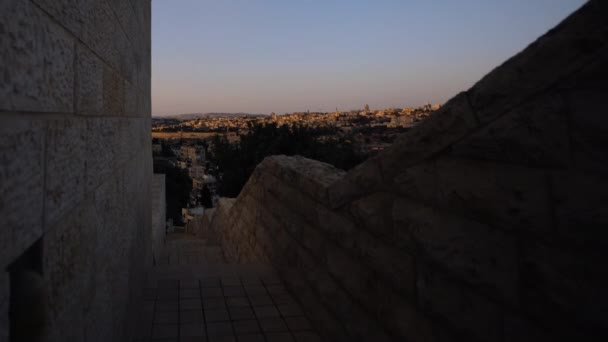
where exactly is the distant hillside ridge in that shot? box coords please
[154,113,267,120]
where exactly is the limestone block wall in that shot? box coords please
[0,0,152,341]
[152,174,167,265]
[213,1,608,341]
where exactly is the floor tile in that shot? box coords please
[155,311,179,324]
[236,333,265,342]
[156,300,179,312]
[207,321,234,336]
[181,279,200,289]
[204,298,227,309]
[266,332,295,342]
[254,306,280,318]
[284,317,311,332]
[181,298,203,311]
[277,303,303,317]
[223,286,246,297]
[259,317,288,333]
[226,297,250,308]
[229,307,255,321]
[248,295,273,306]
[151,324,178,339]
[202,287,224,298]
[181,310,204,324]
[181,288,201,299]
[180,323,206,337]
[205,308,230,322]
[232,320,260,334]
[293,332,323,342]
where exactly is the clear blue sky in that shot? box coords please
[152,0,585,116]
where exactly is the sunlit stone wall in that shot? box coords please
[0,0,152,340]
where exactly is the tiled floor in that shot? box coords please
[132,233,323,342]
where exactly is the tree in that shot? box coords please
[210,122,365,197]
[200,185,213,208]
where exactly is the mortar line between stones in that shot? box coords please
[177,280,181,341]
[28,0,149,96]
[263,278,298,341]
[240,276,268,342]
[198,279,211,342]
[220,278,239,341]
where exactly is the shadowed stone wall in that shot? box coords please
[210,1,608,341]
[0,0,152,341]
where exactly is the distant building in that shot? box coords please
[189,165,205,179]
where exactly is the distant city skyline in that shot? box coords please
[152,0,585,116]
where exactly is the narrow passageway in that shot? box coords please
[131,232,323,342]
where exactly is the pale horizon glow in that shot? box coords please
[152,0,585,116]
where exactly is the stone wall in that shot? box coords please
[152,174,167,266]
[212,1,608,341]
[0,0,152,341]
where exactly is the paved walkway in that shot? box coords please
[132,233,323,342]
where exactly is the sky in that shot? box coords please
[151,0,585,116]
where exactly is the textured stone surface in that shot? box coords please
[0,117,45,266]
[0,0,74,112]
[76,44,104,115]
[43,202,97,342]
[566,88,608,171]
[0,272,8,341]
[45,118,87,226]
[152,174,166,265]
[550,171,608,247]
[520,241,607,336]
[417,266,502,342]
[394,198,518,301]
[0,0,152,340]
[451,93,570,167]
[434,158,552,232]
[377,92,478,178]
[467,0,608,123]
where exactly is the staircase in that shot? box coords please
[131,232,323,342]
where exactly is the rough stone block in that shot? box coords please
[566,88,608,171]
[30,0,94,38]
[0,272,8,341]
[44,118,86,227]
[417,266,502,342]
[262,155,345,206]
[391,161,438,204]
[349,192,396,237]
[356,230,416,296]
[393,198,518,301]
[43,202,97,342]
[328,157,381,209]
[315,205,357,250]
[433,158,552,232]
[103,65,125,116]
[326,247,372,300]
[377,92,478,180]
[550,171,608,248]
[0,0,74,112]
[467,0,608,123]
[124,80,141,117]
[76,44,104,115]
[451,93,570,167]
[520,240,607,333]
[376,289,435,342]
[0,117,45,266]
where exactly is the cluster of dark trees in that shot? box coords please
[209,122,365,197]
